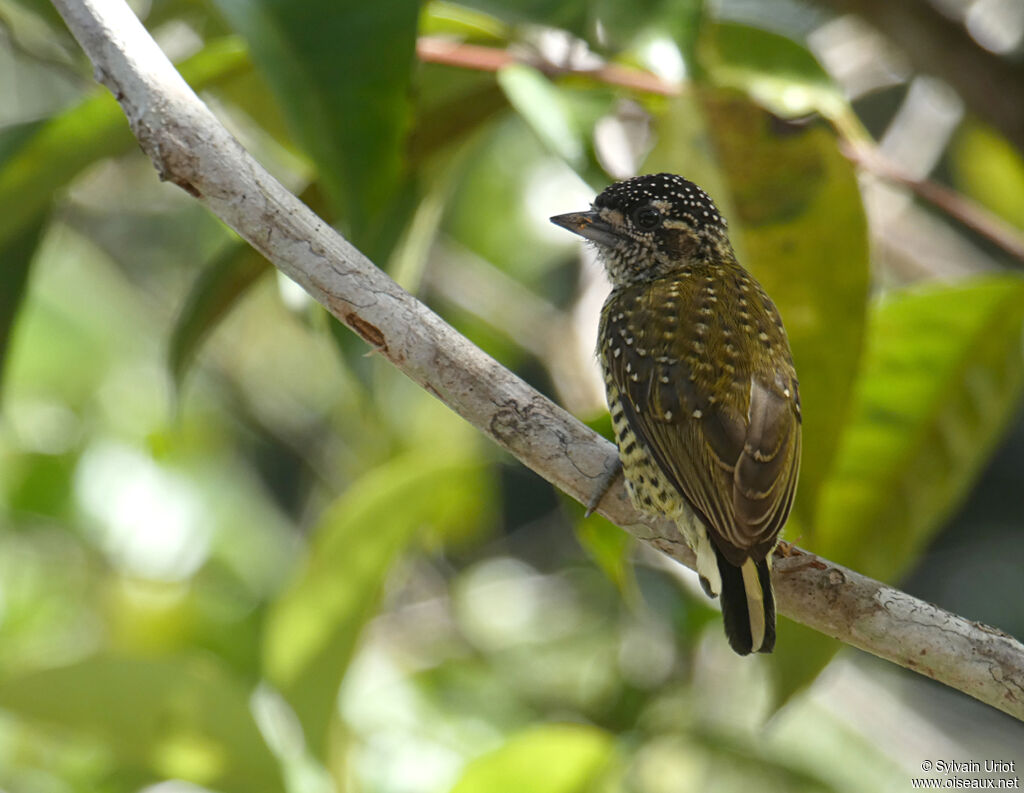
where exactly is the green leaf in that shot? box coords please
[644,90,869,701]
[770,619,840,706]
[647,92,870,533]
[409,75,509,165]
[420,1,509,40]
[498,65,586,167]
[817,276,1024,582]
[210,0,419,257]
[0,119,46,164]
[168,241,270,390]
[0,215,46,393]
[950,122,1024,230]
[263,448,492,757]
[449,723,615,793]
[0,37,249,251]
[448,0,590,37]
[699,22,858,137]
[575,514,636,600]
[684,728,840,792]
[704,94,870,532]
[8,0,71,34]
[0,654,283,792]
[168,181,339,390]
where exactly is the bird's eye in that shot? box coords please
[633,206,662,230]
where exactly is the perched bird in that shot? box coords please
[551,173,801,655]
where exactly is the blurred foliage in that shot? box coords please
[817,276,1024,578]
[951,121,1024,231]
[264,447,494,759]
[0,0,1022,791]
[448,723,616,793]
[209,0,419,262]
[0,654,283,791]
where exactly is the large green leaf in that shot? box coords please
[699,22,852,130]
[9,0,78,34]
[646,91,870,535]
[574,513,636,601]
[450,0,590,37]
[642,82,867,700]
[703,94,870,531]
[449,723,615,793]
[0,215,46,393]
[0,654,282,791]
[263,448,492,758]
[950,121,1024,230]
[498,64,586,168]
[0,38,248,252]
[817,276,1024,581]
[168,241,270,390]
[210,0,419,260]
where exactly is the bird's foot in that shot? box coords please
[584,456,623,518]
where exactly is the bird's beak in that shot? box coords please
[550,211,621,247]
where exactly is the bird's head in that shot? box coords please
[551,173,731,286]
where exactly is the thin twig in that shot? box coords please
[843,140,1024,264]
[417,36,679,96]
[51,0,1024,721]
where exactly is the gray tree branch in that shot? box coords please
[51,0,1024,721]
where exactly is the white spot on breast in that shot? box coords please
[692,409,703,418]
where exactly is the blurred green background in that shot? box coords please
[1,0,1023,790]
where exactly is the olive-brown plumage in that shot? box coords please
[551,173,801,655]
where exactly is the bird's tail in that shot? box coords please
[716,549,776,655]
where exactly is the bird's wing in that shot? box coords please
[606,341,800,563]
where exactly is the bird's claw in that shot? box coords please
[584,456,623,518]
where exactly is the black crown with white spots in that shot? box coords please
[594,173,727,232]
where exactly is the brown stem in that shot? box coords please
[416,36,679,96]
[842,141,1024,264]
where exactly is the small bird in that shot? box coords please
[551,173,801,655]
